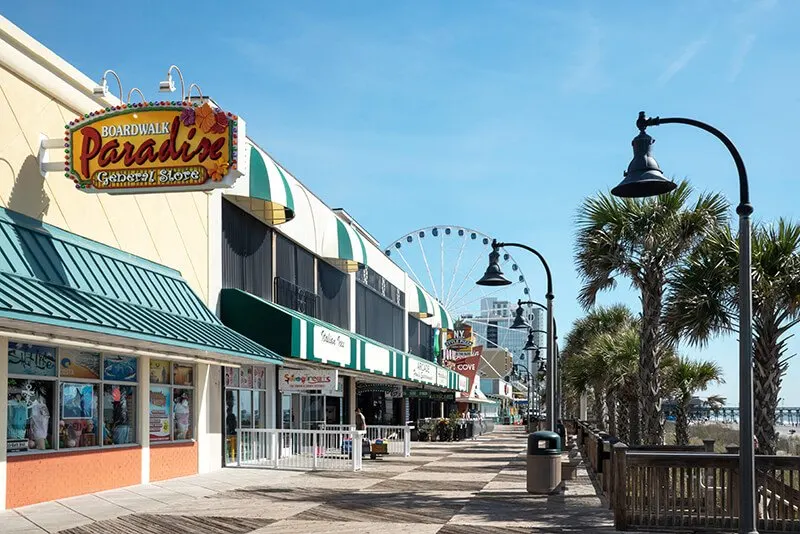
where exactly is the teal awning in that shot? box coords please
[0,208,281,365]
[220,288,469,391]
[224,140,295,226]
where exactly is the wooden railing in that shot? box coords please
[575,421,800,532]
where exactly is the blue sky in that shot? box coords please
[6,0,800,404]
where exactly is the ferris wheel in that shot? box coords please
[385,226,534,351]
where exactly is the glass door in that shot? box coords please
[224,390,239,466]
[301,393,325,430]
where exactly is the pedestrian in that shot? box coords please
[355,407,367,431]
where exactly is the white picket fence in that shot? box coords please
[236,428,365,471]
[321,424,412,457]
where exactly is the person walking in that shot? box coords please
[355,407,367,431]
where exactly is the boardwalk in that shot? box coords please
[1,426,625,533]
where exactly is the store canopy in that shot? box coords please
[0,208,281,365]
[224,140,295,226]
[320,213,368,273]
[220,288,469,391]
[408,284,433,319]
[438,303,452,330]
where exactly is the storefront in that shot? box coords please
[219,289,469,426]
[356,382,404,425]
[0,209,281,508]
[277,367,345,431]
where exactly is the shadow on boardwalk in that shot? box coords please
[2,426,647,533]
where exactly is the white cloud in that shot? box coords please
[658,39,707,85]
[730,34,757,81]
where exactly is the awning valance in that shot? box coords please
[320,214,368,273]
[0,208,281,365]
[224,140,295,226]
[219,288,468,392]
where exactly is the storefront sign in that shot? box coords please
[444,326,474,352]
[279,369,338,394]
[407,357,436,384]
[405,388,455,401]
[356,383,403,398]
[313,327,351,366]
[65,102,244,194]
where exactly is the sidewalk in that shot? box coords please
[0,426,622,533]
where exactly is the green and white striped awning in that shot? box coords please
[224,140,295,225]
[320,213,368,273]
[220,288,469,392]
[437,303,453,330]
[408,284,434,319]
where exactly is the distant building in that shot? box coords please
[467,298,545,359]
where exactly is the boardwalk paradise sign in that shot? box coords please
[65,101,244,193]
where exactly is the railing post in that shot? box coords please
[237,429,242,467]
[703,439,716,452]
[613,442,628,531]
[404,425,411,457]
[270,430,278,468]
[313,431,318,469]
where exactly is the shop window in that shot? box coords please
[103,385,136,445]
[6,342,139,455]
[60,383,99,448]
[149,360,195,442]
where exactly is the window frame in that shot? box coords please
[6,341,139,456]
[148,359,196,444]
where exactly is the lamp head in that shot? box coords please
[159,74,176,93]
[522,330,537,351]
[476,239,512,286]
[93,77,109,97]
[612,126,677,198]
[510,301,530,329]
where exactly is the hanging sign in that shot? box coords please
[444,326,474,354]
[279,368,338,394]
[64,102,244,194]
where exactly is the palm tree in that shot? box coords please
[586,325,640,441]
[575,181,729,445]
[665,357,724,446]
[665,219,800,454]
[562,304,636,431]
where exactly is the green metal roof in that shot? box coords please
[0,208,281,364]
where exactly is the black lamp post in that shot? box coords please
[612,111,755,534]
[477,240,557,432]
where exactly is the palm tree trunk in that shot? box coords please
[640,278,665,445]
[606,389,617,436]
[753,313,788,455]
[593,386,605,430]
[617,389,631,443]
[675,401,690,446]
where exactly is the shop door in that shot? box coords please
[301,394,325,430]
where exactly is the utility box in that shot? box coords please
[526,431,562,494]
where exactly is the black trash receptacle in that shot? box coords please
[526,431,562,494]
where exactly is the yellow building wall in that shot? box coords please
[0,65,209,302]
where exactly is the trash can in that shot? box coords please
[526,431,562,494]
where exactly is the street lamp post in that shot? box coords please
[477,241,557,432]
[612,111,755,534]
